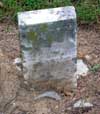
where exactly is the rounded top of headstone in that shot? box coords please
[18,6,76,26]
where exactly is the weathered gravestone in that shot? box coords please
[18,6,77,92]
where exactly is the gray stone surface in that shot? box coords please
[18,6,77,90]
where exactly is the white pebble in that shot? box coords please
[73,99,93,108]
[85,55,91,61]
[14,58,22,65]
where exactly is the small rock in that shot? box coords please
[73,99,93,108]
[14,58,22,71]
[14,58,22,65]
[75,59,89,78]
[16,66,22,71]
[85,55,91,61]
[24,81,28,85]
[24,73,29,80]
[34,91,61,101]
[55,105,59,109]
[13,102,16,107]
[66,99,93,114]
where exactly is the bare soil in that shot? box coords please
[0,22,100,114]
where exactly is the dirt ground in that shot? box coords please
[0,22,100,114]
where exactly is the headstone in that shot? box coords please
[18,6,77,92]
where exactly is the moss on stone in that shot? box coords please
[40,24,48,32]
[27,31,38,43]
[47,36,53,46]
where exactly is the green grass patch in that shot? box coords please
[90,64,100,73]
[0,0,100,23]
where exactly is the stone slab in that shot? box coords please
[18,6,77,90]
